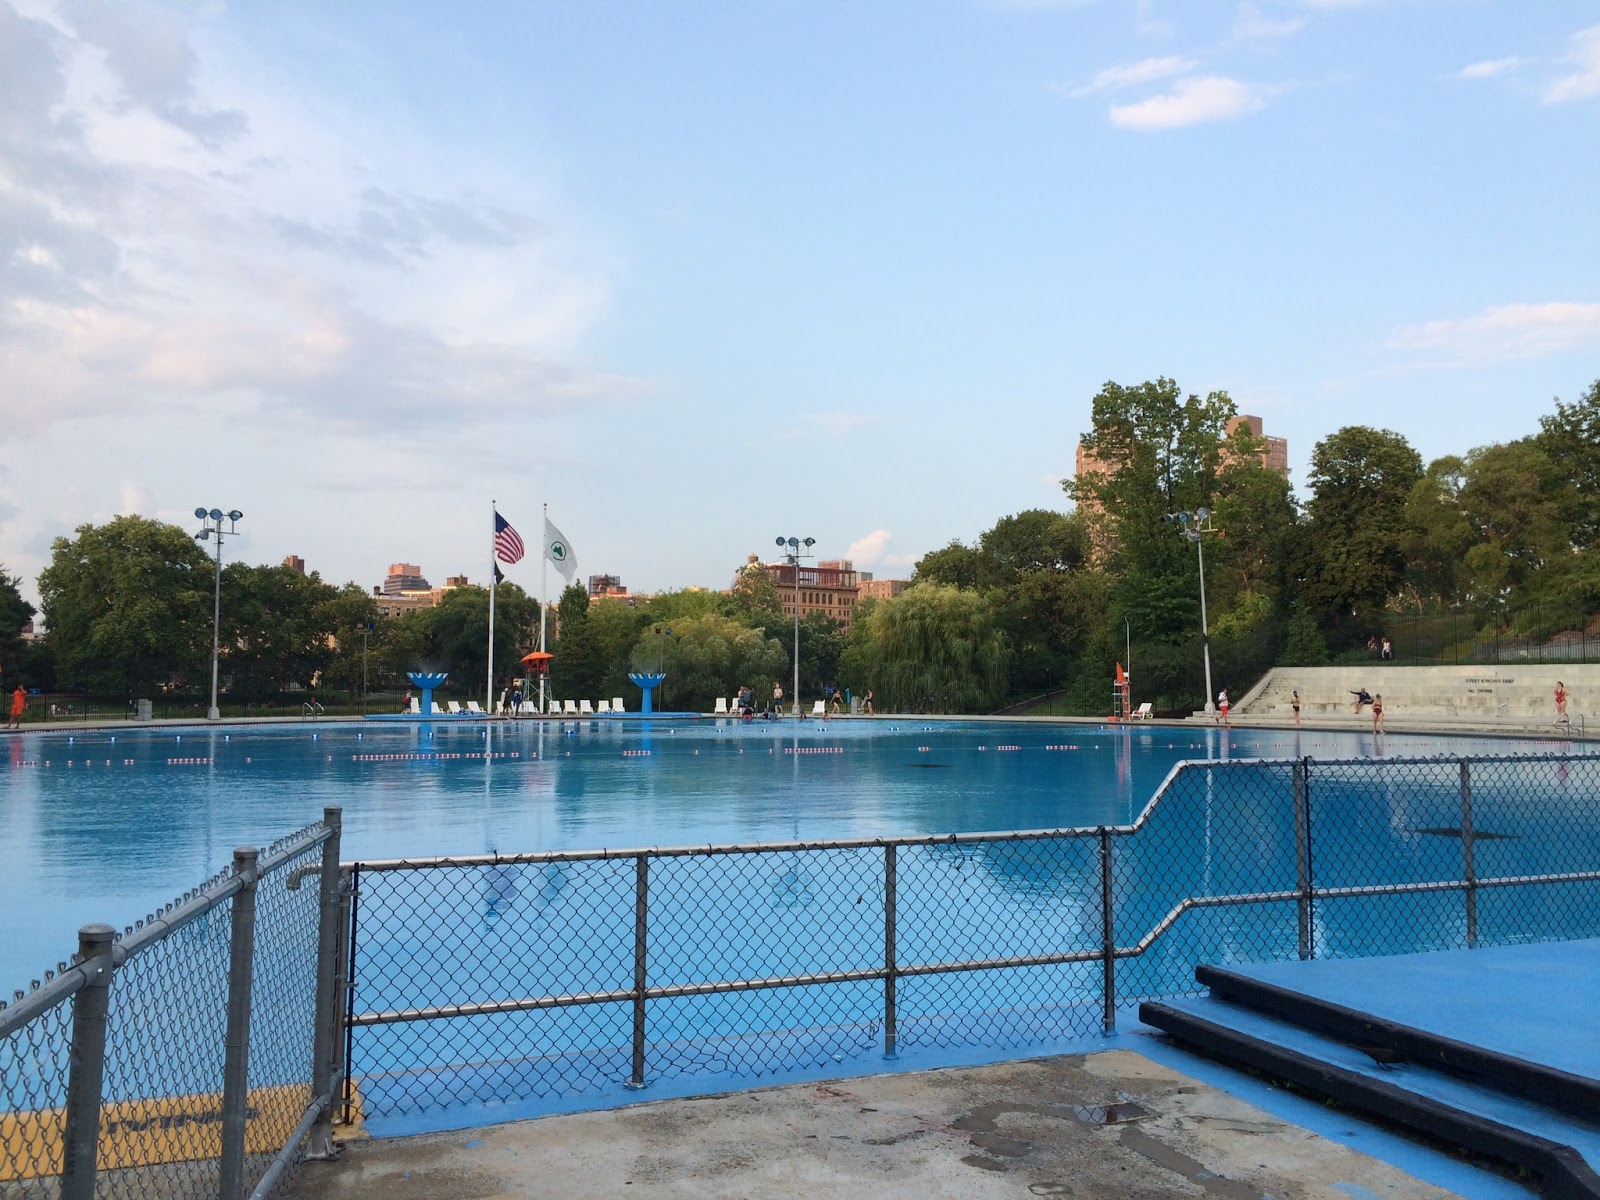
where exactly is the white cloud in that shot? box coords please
[1388,302,1600,364]
[1234,4,1305,41]
[1064,56,1199,97]
[846,530,917,574]
[0,0,632,439]
[1457,57,1524,81]
[1109,76,1267,129]
[1543,24,1600,104]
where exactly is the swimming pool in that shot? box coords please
[0,718,1580,990]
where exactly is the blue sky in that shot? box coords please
[2,0,1597,606]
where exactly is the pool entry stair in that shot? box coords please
[1140,941,1600,1199]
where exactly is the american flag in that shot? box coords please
[494,511,525,564]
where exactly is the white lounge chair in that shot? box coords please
[563,699,579,716]
[447,700,463,715]
[1134,702,1153,720]
[408,698,421,715]
[519,700,536,714]
[811,699,825,716]
[597,699,611,713]
[466,700,484,715]
[579,699,594,715]
[612,697,625,713]
[714,697,728,714]
[431,702,445,716]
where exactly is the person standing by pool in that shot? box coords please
[1372,693,1385,733]
[1215,689,1230,726]
[8,684,25,729]
[830,685,844,715]
[861,689,874,715]
[1555,680,1569,725]
[771,682,784,715]
[1291,689,1301,726]
[400,689,411,715]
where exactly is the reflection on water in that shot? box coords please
[0,719,1585,988]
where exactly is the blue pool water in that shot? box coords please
[0,718,1580,990]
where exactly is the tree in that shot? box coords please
[550,583,604,701]
[844,584,1010,713]
[0,568,36,686]
[37,516,212,695]
[626,614,788,711]
[727,558,784,630]
[1537,378,1600,549]
[219,563,344,699]
[1298,426,1423,642]
[419,582,540,697]
[797,611,844,696]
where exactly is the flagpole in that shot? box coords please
[539,500,548,717]
[488,498,497,719]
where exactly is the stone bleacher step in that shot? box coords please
[1139,995,1600,1200]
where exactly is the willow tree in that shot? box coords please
[846,584,1010,714]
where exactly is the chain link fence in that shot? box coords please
[0,809,345,1200]
[344,752,1600,1129]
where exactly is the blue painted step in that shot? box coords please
[1140,995,1600,1200]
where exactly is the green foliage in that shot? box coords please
[417,582,540,697]
[1281,604,1329,666]
[845,584,1010,713]
[1298,426,1424,642]
[627,614,788,711]
[219,563,343,698]
[0,567,36,685]
[38,515,212,694]
[727,560,783,631]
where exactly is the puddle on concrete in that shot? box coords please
[1073,1101,1148,1125]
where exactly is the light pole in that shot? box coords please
[193,507,243,721]
[361,621,373,716]
[775,536,815,718]
[1162,508,1218,715]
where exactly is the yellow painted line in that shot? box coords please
[1,1082,312,1181]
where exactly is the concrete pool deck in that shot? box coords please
[287,1048,1522,1200]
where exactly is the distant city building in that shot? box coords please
[1225,414,1289,476]
[382,563,431,595]
[588,573,630,598]
[283,555,306,574]
[19,617,37,642]
[858,578,908,601]
[742,554,861,629]
[372,587,433,618]
[444,575,471,589]
[1074,412,1288,518]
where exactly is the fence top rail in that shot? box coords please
[344,750,1600,875]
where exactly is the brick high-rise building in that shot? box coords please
[382,563,431,595]
[283,554,306,574]
[740,554,862,629]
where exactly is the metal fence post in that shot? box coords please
[60,923,116,1200]
[219,846,260,1200]
[1099,829,1115,1034]
[1459,760,1478,948]
[883,844,898,1059]
[628,855,648,1089]
[340,865,359,1126]
[307,807,344,1160]
[1293,759,1313,960]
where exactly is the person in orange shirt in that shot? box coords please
[8,685,26,730]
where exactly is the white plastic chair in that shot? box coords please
[811,699,825,716]
[612,697,625,713]
[466,700,484,715]
[579,699,594,715]
[563,699,579,716]
[597,699,612,713]
[714,697,728,714]
[431,702,445,716]
[447,700,463,715]
[1134,702,1153,720]
[408,698,421,715]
